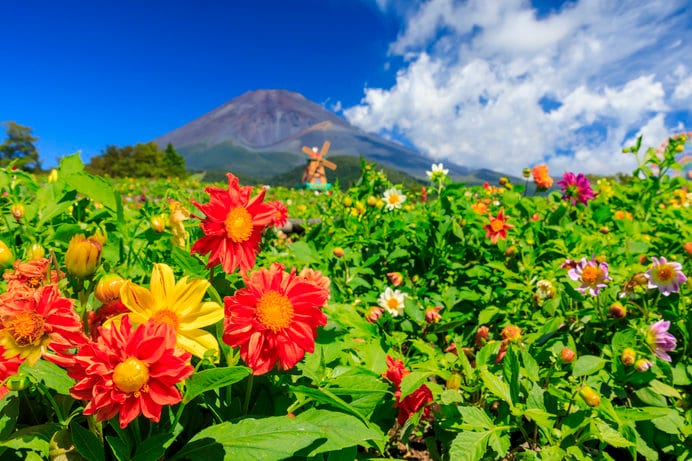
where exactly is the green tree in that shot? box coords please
[0,121,41,171]
[87,142,187,178]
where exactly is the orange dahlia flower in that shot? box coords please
[483,208,514,244]
[192,173,275,274]
[0,284,87,365]
[223,263,330,375]
[532,164,554,189]
[3,258,62,298]
[55,317,193,428]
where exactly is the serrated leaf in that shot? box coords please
[479,367,513,407]
[571,355,605,377]
[458,406,493,430]
[71,422,105,461]
[595,422,633,448]
[173,416,324,461]
[63,171,119,211]
[287,241,319,264]
[449,430,491,461]
[651,412,685,434]
[648,379,681,398]
[22,359,74,395]
[295,408,385,455]
[520,349,540,382]
[183,367,251,403]
[58,152,85,176]
[634,387,668,407]
[399,371,431,400]
[523,408,554,436]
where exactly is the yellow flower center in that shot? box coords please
[152,309,179,330]
[388,194,400,205]
[224,207,253,243]
[581,266,601,284]
[26,277,42,289]
[387,298,400,310]
[113,357,150,393]
[7,311,45,346]
[256,290,294,333]
[654,265,673,282]
[490,219,504,232]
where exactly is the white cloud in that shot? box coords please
[347,0,691,176]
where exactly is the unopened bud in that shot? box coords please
[635,358,652,372]
[501,325,522,342]
[560,347,576,363]
[522,168,531,178]
[425,306,442,324]
[150,215,166,233]
[94,274,127,303]
[446,373,462,390]
[0,240,14,268]
[342,197,353,207]
[366,196,377,207]
[26,243,45,261]
[333,247,344,258]
[608,303,626,318]
[65,234,102,279]
[621,348,636,366]
[580,386,601,407]
[387,271,403,287]
[365,306,383,323]
[10,204,24,221]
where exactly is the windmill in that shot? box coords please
[300,141,337,190]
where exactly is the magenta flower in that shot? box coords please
[645,256,687,296]
[646,320,677,362]
[558,172,595,206]
[567,256,611,296]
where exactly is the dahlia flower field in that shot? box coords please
[0,135,690,460]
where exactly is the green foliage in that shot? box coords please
[87,141,188,178]
[0,121,41,172]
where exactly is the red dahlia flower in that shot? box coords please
[191,173,275,274]
[0,345,23,399]
[483,208,514,244]
[222,263,330,375]
[53,317,193,428]
[0,284,87,365]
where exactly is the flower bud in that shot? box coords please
[342,197,353,207]
[47,169,59,183]
[0,240,14,268]
[333,247,344,258]
[365,306,383,323]
[10,204,24,221]
[150,215,166,233]
[5,373,31,392]
[501,325,522,342]
[366,196,377,207]
[387,272,403,287]
[635,358,652,372]
[621,348,636,366]
[425,306,442,324]
[475,326,490,346]
[522,168,531,178]
[499,177,508,186]
[26,243,45,261]
[94,274,127,303]
[65,234,102,279]
[683,242,692,256]
[504,245,518,257]
[608,302,626,318]
[560,347,576,363]
[446,373,462,390]
[580,386,600,407]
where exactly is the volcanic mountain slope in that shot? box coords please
[154,89,507,184]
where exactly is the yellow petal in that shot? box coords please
[121,282,157,317]
[178,301,224,330]
[177,329,220,360]
[150,263,176,303]
[172,278,210,316]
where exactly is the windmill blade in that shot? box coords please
[302,146,314,156]
[321,159,337,170]
[319,141,331,157]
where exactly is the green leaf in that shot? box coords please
[541,446,567,461]
[58,152,85,176]
[651,412,685,435]
[0,395,18,440]
[571,355,605,377]
[520,349,540,382]
[449,430,491,461]
[63,171,119,212]
[648,379,681,399]
[479,367,513,407]
[183,367,251,403]
[458,406,493,430]
[71,422,105,461]
[173,416,324,461]
[523,408,555,436]
[634,387,668,407]
[287,241,320,264]
[106,435,130,461]
[0,423,60,452]
[503,347,520,404]
[22,359,74,395]
[399,371,432,400]
[477,306,499,325]
[295,408,385,455]
[595,422,633,448]
[132,433,174,461]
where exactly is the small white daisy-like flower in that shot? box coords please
[426,163,449,183]
[378,287,407,317]
[382,188,406,211]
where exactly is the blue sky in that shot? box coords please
[1,0,691,176]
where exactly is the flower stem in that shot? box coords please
[242,374,254,416]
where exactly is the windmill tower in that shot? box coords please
[300,141,337,190]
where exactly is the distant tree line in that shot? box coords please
[0,121,41,172]
[87,142,187,178]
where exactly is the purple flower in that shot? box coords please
[567,256,611,296]
[646,320,677,362]
[558,172,595,206]
[645,256,687,296]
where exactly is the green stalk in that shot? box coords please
[242,374,254,416]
